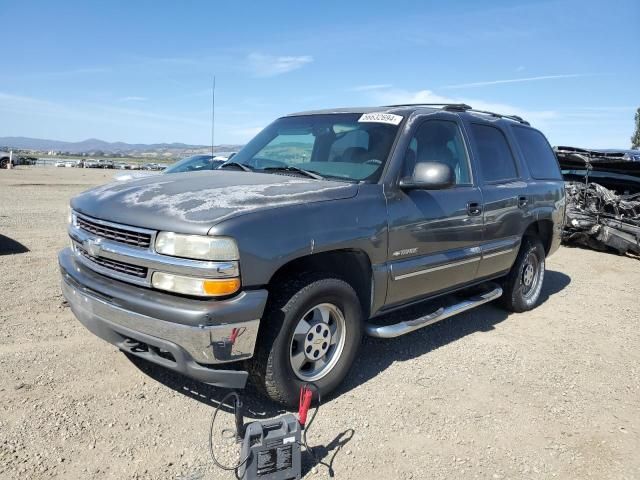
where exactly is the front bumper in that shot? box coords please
[59,248,267,389]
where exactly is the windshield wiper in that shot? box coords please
[262,166,324,180]
[219,161,253,172]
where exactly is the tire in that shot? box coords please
[500,236,546,313]
[249,274,363,407]
[0,158,8,169]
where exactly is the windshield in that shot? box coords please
[230,113,402,182]
[164,155,223,174]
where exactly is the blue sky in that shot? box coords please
[0,0,638,148]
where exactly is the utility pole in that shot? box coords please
[211,76,216,157]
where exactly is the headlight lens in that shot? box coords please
[152,272,240,297]
[155,232,239,261]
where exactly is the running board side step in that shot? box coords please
[365,284,503,338]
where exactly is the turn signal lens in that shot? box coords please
[202,278,241,296]
[152,272,240,297]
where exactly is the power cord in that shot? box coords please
[208,391,250,474]
[298,384,335,477]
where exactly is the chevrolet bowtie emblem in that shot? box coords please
[83,238,102,257]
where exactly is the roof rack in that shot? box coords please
[384,103,530,125]
[385,103,472,111]
[468,109,530,126]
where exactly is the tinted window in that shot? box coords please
[512,126,562,180]
[471,124,518,182]
[403,120,471,184]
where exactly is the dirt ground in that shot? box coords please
[1,167,638,480]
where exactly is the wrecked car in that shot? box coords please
[60,104,565,406]
[556,146,640,256]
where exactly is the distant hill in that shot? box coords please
[0,136,242,156]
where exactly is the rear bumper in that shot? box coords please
[59,248,268,389]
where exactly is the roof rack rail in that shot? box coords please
[384,103,530,125]
[384,103,472,111]
[467,109,530,126]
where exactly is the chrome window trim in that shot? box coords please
[393,256,481,281]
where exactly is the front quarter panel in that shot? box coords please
[209,184,388,289]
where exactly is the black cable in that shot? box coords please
[208,391,250,473]
[299,383,335,477]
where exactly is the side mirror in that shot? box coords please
[399,161,454,190]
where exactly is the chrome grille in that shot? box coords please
[77,246,148,278]
[76,215,152,248]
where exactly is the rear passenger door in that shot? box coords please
[467,122,528,278]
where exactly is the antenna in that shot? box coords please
[211,76,216,157]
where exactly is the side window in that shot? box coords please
[512,126,562,180]
[403,120,471,184]
[470,124,518,182]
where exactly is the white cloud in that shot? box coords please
[364,87,636,148]
[247,53,313,77]
[442,74,593,89]
[350,84,393,92]
[366,87,558,132]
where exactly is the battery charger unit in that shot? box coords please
[209,385,317,480]
[237,414,302,480]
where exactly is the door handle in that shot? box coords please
[518,196,528,208]
[467,202,482,216]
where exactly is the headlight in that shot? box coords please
[155,232,239,261]
[152,272,240,297]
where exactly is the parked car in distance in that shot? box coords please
[82,159,99,168]
[61,104,565,406]
[55,160,78,168]
[140,162,164,171]
[114,154,235,181]
[163,153,234,174]
[95,159,114,169]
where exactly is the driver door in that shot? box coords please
[385,118,484,306]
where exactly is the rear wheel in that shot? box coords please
[500,236,546,312]
[250,275,363,407]
[0,158,9,169]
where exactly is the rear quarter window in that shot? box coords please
[512,126,562,180]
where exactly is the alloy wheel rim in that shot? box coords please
[289,303,346,382]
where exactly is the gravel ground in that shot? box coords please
[1,167,639,480]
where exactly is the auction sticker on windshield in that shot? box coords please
[358,112,403,125]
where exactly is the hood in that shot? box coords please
[71,170,359,235]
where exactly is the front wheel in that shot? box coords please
[500,236,546,312]
[0,158,9,169]
[250,276,363,407]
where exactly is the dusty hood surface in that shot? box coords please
[71,170,359,235]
